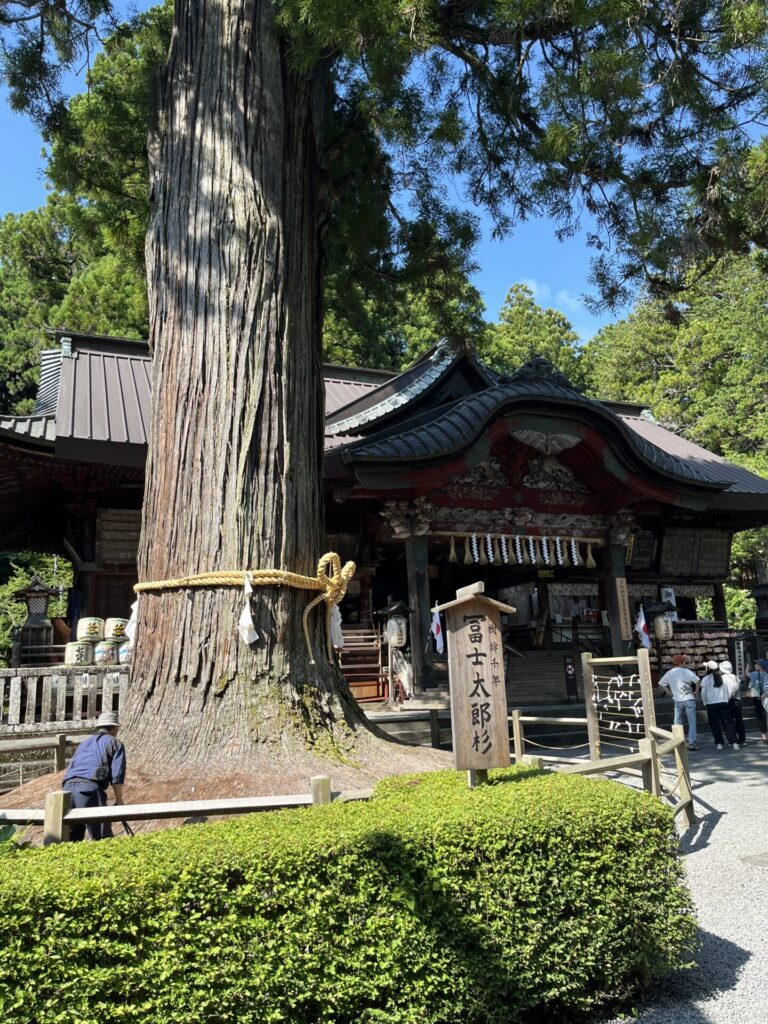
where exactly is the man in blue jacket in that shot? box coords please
[62,710,127,841]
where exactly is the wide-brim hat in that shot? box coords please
[719,660,733,673]
[96,711,119,728]
[702,660,719,671]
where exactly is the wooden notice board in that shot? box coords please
[614,577,632,641]
[437,583,514,771]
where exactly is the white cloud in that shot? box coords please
[555,288,583,313]
[519,277,552,303]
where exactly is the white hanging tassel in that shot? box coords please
[528,537,537,564]
[124,599,139,643]
[238,573,258,645]
[449,536,457,563]
[541,537,550,565]
[571,538,580,566]
[501,536,509,564]
[471,533,480,563]
[463,536,472,565]
[330,605,344,649]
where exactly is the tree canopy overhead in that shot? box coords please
[3,1,768,306]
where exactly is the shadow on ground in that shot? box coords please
[594,928,751,1024]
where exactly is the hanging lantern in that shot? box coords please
[385,615,408,648]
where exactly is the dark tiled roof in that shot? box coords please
[325,342,496,436]
[0,412,56,446]
[340,375,742,494]
[623,415,768,498]
[324,367,396,416]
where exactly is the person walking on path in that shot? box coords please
[700,661,740,751]
[62,710,126,841]
[719,660,746,746]
[659,653,700,750]
[747,658,768,743]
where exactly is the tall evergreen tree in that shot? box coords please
[483,283,583,383]
[3,1,768,777]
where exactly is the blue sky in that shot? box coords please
[0,5,618,343]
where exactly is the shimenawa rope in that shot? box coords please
[134,551,356,664]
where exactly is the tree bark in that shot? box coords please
[122,0,373,778]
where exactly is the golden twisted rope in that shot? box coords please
[134,552,357,664]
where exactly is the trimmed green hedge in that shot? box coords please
[0,768,694,1023]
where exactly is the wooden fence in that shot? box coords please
[0,667,127,735]
[510,710,695,828]
[0,775,374,845]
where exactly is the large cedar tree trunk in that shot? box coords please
[122,0,375,779]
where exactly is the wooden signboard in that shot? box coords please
[614,577,632,641]
[437,582,514,773]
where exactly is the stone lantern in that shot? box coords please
[12,575,58,659]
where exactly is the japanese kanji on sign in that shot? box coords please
[436,582,515,771]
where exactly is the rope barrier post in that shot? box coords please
[311,775,332,805]
[581,652,600,760]
[54,733,67,772]
[639,737,661,798]
[511,708,524,763]
[522,755,544,770]
[43,789,71,845]
[671,724,697,828]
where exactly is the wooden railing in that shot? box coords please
[0,667,127,735]
[0,734,84,794]
[0,775,374,845]
[509,710,696,828]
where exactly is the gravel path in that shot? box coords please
[598,741,768,1024]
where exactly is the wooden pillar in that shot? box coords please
[405,535,434,692]
[713,582,728,624]
[604,542,628,657]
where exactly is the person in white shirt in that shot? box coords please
[719,660,746,745]
[658,654,700,750]
[699,660,740,750]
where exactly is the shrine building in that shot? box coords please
[3,330,768,703]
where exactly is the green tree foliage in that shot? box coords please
[44,0,173,272]
[482,283,584,383]
[584,254,768,471]
[3,0,768,365]
[49,254,147,338]
[584,253,768,584]
[0,201,88,412]
[0,553,72,667]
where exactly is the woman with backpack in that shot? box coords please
[747,658,768,743]
[700,660,740,750]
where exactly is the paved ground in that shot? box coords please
[597,740,768,1024]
